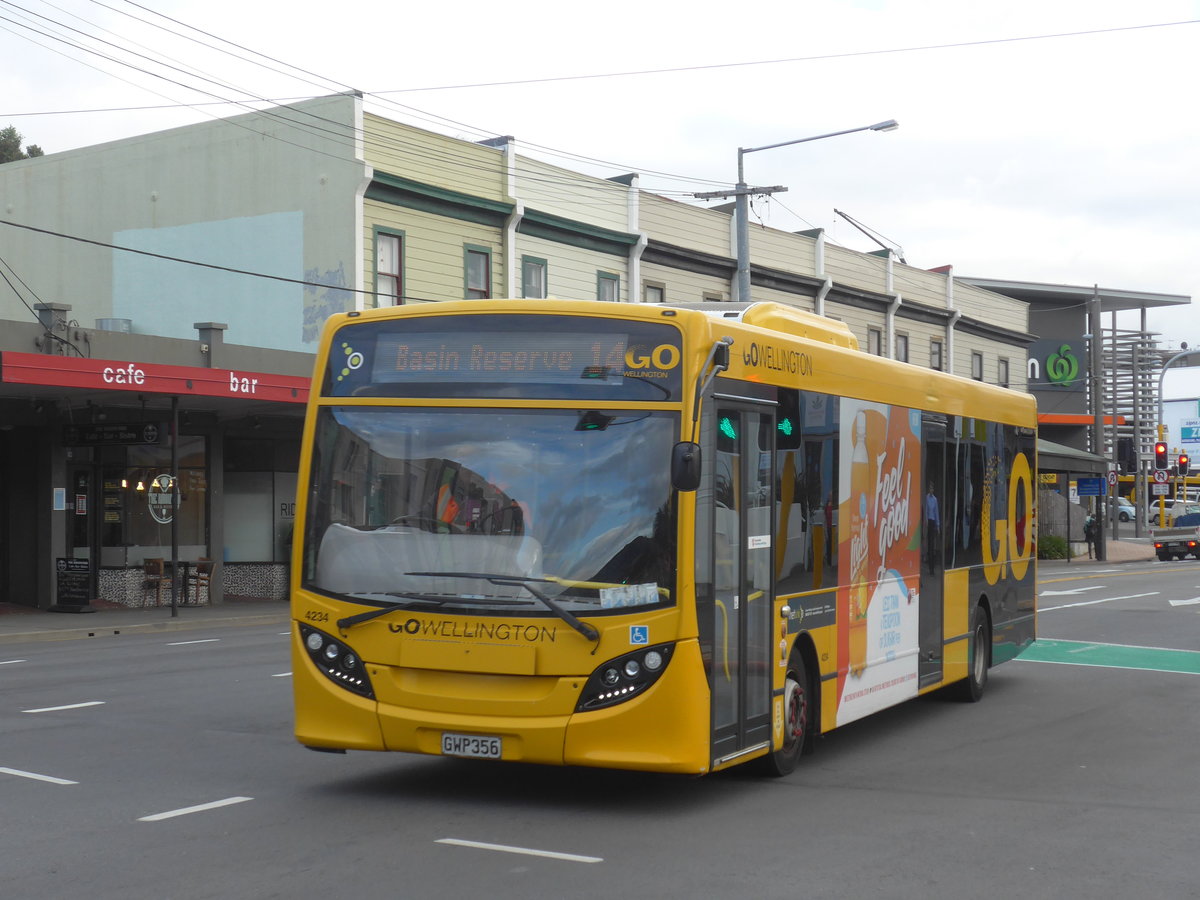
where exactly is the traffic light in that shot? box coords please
[1155,441,1169,469]
[1179,453,1190,477]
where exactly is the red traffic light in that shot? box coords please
[1155,441,1169,469]
[1179,453,1190,477]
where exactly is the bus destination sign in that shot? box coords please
[327,315,682,401]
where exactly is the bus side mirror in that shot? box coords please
[672,442,701,492]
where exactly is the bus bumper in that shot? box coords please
[308,637,712,773]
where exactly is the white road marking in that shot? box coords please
[1041,592,1159,611]
[0,766,77,785]
[138,796,253,822]
[0,659,27,665]
[1040,586,1108,596]
[22,701,105,713]
[166,639,220,646]
[436,838,602,864]
[1169,597,1200,607]
[272,672,292,678]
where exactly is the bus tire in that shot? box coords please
[955,603,990,703]
[760,651,811,777]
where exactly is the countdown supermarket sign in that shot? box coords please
[0,351,309,403]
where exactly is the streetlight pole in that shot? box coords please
[695,119,899,304]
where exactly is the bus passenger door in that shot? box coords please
[710,402,775,766]
[919,415,947,688]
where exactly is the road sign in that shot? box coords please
[1154,469,1169,484]
[1107,470,1118,486]
[1152,483,1170,496]
[1076,477,1104,496]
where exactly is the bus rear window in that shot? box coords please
[322,314,682,401]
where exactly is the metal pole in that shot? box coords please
[1109,311,1120,540]
[735,149,750,303]
[1089,287,1106,560]
[170,396,179,618]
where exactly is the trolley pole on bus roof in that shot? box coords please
[694,120,898,305]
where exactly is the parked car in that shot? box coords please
[1151,501,1200,527]
[1116,497,1136,522]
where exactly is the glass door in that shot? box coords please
[710,401,776,765]
[919,414,947,687]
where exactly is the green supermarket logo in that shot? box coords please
[1043,344,1079,386]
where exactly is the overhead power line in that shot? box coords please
[372,19,1200,94]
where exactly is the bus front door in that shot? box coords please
[710,402,775,767]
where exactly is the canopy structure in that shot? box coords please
[1037,438,1107,475]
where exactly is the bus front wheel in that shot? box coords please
[761,652,811,777]
[955,603,991,703]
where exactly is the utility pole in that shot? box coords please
[694,120,898,304]
[694,181,786,303]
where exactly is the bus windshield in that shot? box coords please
[302,407,677,614]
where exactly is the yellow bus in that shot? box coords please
[291,299,1037,775]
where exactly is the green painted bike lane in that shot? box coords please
[1018,639,1200,675]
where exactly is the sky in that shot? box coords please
[2,0,1199,390]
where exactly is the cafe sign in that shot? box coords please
[0,352,309,403]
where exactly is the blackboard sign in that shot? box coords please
[55,558,92,606]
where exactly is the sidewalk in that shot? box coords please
[0,597,290,644]
[1037,538,1157,572]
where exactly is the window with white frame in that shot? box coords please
[375,231,403,305]
[522,256,547,299]
[465,246,491,300]
[597,271,619,302]
[895,333,909,363]
[930,339,943,371]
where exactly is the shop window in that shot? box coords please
[224,436,298,563]
[118,436,208,563]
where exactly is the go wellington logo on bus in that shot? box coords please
[981,451,1034,585]
[624,343,680,371]
[388,618,558,643]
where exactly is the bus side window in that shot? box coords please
[776,389,838,594]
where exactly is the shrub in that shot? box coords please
[1037,534,1071,560]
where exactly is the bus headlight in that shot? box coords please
[300,624,375,699]
[576,643,674,712]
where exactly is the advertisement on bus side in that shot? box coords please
[836,400,922,725]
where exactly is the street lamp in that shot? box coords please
[724,119,898,304]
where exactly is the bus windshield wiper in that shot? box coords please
[407,571,600,642]
[336,592,526,630]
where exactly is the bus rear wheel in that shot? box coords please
[955,603,991,703]
[761,652,810,777]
